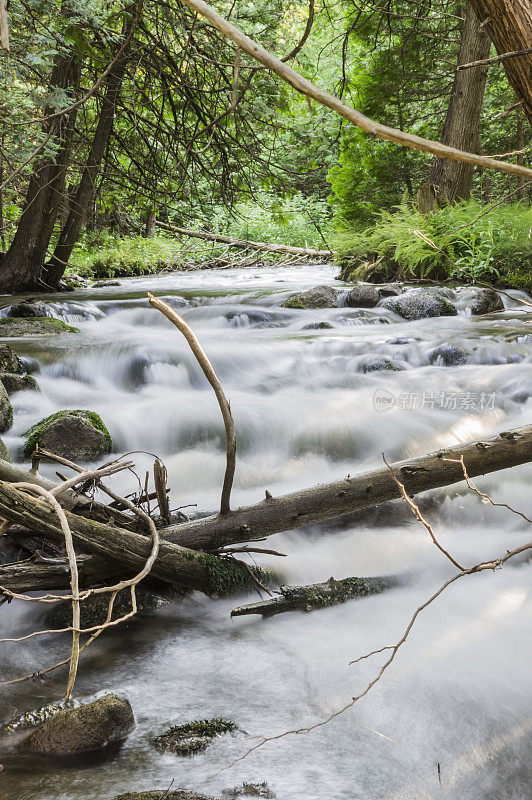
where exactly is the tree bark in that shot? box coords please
[42,17,135,288]
[162,425,532,551]
[468,0,532,125]
[0,554,126,593]
[421,3,491,208]
[0,54,80,293]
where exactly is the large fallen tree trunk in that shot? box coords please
[231,575,397,618]
[0,554,127,593]
[0,481,260,596]
[155,220,333,258]
[163,425,532,551]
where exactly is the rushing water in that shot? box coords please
[0,264,531,800]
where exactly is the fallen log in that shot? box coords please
[155,220,333,258]
[231,575,396,618]
[0,481,264,596]
[0,555,127,593]
[0,458,136,530]
[163,425,532,551]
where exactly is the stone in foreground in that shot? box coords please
[152,718,237,756]
[7,301,50,318]
[0,381,13,433]
[344,285,380,308]
[23,409,112,460]
[0,372,39,395]
[470,288,504,315]
[282,285,341,309]
[0,343,25,374]
[21,694,134,754]
[382,290,457,321]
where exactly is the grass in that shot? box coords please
[70,192,332,279]
[334,200,532,289]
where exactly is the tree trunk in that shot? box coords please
[421,3,491,208]
[0,54,80,293]
[469,0,532,125]
[42,19,134,288]
[162,425,532,552]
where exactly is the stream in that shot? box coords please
[0,264,531,800]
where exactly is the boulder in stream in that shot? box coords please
[382,290,457,321]
[0,317,79,337]
[428,343,470,366]
[357,355,405,373]
[152,718,237,756]
[0,436,11,462]
[223,783,276,798]
[21,694,134,755]
[7,300,50,318]
[469,288,504,315]
[282,285,341,309]
[23,409,112,460]
[0,381,13,433]
[0,343,25,374]
[0,372,39,394]
[113,793,216,800]
[303,321,334,330]
[344,285,380,308]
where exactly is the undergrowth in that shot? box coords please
[335,201,532,289]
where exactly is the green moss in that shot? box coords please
[23,409,112,457]
[0,317,79,336]
[152,718,237,756]
[199,552,273,597]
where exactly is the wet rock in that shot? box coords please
[223,783,275,798]
[282,285,341,309]
[382,291,457,321]
[428,344,470,366]
[0,317,79,337]
[0,381,13,433]
[45,590,162,629]
[302,321,334,330]
[7,301,50,318]
[470,288,504,315]
[23,410,112,460]
[378,284,402,297]
[0,343,25,374]
[357,356,405,373]
[0,372,39,395]
[152,718,237,756]
[0,436,11,462]
[21,694,134,754]
[112,792,215,800]
[344,286,380,308]
[92,280,121,288]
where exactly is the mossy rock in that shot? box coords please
[7,301,50,318]
[223,783,275,798]
[0,317,79,337]
[0,372,39,395]
[357,356,406,373]
[282,285,341,309]
[152,718,237,756]
[469,288,504,315]
[0,381,13,433]
[0,343,25,373]
[0,436,11,462]
[45,589,162,629]
[23,409,112,460]
[21,693,134,754]
[302,321,334,330]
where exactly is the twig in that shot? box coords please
[148,292,236,515]
[458,46,532,71]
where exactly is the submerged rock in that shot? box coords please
[0,372,39,394]
[0,381,13,433]
[282,285,340,309]
[0,343,25,374]
[7,301,50,318]
[470,288,504,315]
[382,291,457,321]
[357,356,405,373]
[428,344,470,366]
[0,317,79,337]
[21,694,134,754]
[223,783,276,798]
[45,590,162,629]
[344,285,380,308]
[152,718,237,756]
[302,321,334,330]
[23,409,112,460]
